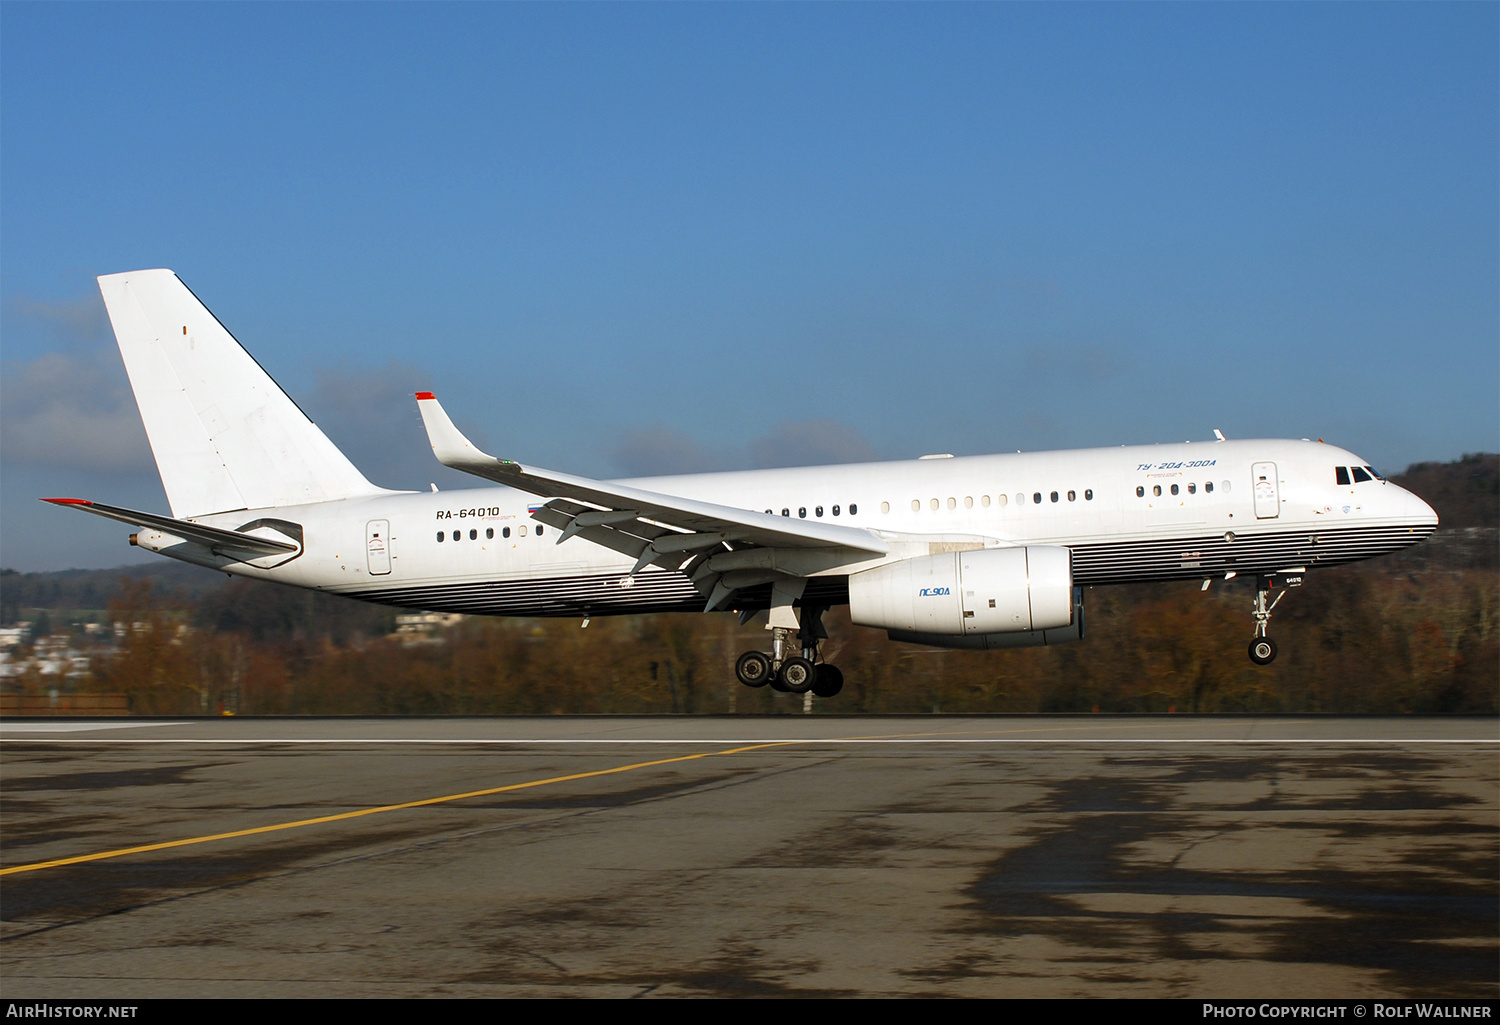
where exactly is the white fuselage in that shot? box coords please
[147,438,1436,618]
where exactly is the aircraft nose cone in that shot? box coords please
[1405,488,1439,526]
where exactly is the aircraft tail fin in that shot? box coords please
[97,270,389,517]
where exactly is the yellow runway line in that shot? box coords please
[0,741,789,877]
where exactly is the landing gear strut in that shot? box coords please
[734,602,845,698]
[1247,574,1299,665]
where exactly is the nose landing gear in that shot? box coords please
[1247,574,1300,665]
[1249,636,1278,666]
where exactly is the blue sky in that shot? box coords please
[2,3,1495,571]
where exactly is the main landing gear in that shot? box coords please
[734,605,844,698]
[1247,573,1300,665]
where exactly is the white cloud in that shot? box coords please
[0,351,154,473]
[611,420,880,476]
[303,362,481,491]
[3,294,112,346]
[611,426,724,477]
[1025,342,1131,381]
[748,420,877,469]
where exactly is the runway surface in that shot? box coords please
[1,716,1496,997]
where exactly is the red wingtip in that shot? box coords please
[415,391,436,401]
[42,498,92,505]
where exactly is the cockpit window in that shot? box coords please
[1336,467,1351,486]
[1365,466,1384,481]
[1351,466,1373,483]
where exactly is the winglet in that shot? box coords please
[414,392,519,483]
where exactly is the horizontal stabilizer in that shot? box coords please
[42,499,298,556]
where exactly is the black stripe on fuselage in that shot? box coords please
[1070,522,1434,584]
[341,524,1433,617]
[351,568,704,617]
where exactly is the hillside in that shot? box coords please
[1390,453,1498,529]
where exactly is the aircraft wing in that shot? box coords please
[42,499,299,556]
[414,393,889,576]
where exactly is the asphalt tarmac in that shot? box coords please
[1,716,1495,998]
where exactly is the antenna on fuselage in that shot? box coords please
[1212,429,1226,442]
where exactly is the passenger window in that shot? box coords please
[1336,467,1351,486]
[486,528,494,539]
[452,530,461,541]
[947,497,956,510]
[832,505,840,516]
[1067,490,1075,502]
[1170,484,1179,496]
[1085,489,1093,501]
[782,508,790,517]
[1205,482,1214,494]
[1187,484,1196,495]
[997,494,1007,506]
[911,500,920,512]
[437,532,445,542]
[1351,467,1372,483]
[849,504,857,515]
[1221,481,1231,492]
[1152,485,1161,497]
[1050,491,1059,503]
[981,495,990,507]
[1033,493,1042,504]
[469,529,477,540]
[815,506,823,517]
[930,498,939,510]
[536,526,544,536]
[518,525,527,537]
[799,507,807,518]
[881,502,890,514]
[964,496,973,509]
[1015,494,1024,506]
[1136,486,1145,498]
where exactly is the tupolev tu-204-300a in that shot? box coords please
[46,270,1438,698]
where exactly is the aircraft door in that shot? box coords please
[1251,463,1280,519]
[366,520,392,575]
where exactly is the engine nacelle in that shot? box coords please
[889,591,1083,649]
[848,546,1074,636]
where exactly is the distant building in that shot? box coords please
[394,613,466,645]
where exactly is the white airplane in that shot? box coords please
[47,270,1439,698]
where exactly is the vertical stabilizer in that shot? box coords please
[98,269,388,517]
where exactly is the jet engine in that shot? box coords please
[848,546,1082,649]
